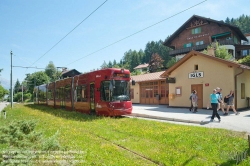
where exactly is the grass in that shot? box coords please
[0,103,250,165]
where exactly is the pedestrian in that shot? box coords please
[207,89,221,122]
[216,87,226,115]
[225,90,240,115]
[191,90,198,113]
[189,91,193,112]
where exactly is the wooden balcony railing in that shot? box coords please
[169,39,237,56]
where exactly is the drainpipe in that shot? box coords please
[234,68,244,109]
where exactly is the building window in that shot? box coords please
[194,65,198,70]
[184,43,193,48]
[241,83,245,99]
[192,27,201,34]
[242,50,248,56]
[196,41,204,45]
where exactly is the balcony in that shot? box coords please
[168,39,236,56]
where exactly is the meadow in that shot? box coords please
[0,103,249,165]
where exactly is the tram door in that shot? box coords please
[60,87,65,108]
[90,83,96,115]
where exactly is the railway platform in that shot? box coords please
[127,104,250,134]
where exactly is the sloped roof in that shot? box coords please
[134,63,149,69]
[160,50,250,78]
[131,71,165,82]
[163,15,248,47]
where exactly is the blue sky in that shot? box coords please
[0,0,249,89]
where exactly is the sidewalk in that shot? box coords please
[126,104,250,133]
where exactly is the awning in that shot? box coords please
[212,32,231,38]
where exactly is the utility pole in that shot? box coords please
[22,84,23,103]
[10,51,13,108]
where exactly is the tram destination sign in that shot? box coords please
[189,71,204,79]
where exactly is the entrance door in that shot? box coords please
[191,84,203,108]
[90,83,96,115]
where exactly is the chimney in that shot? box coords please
[207,47,215,57]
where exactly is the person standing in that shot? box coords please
[189,91,193,112]
[191,90,198,113]
[208,89,221,122]
[225,90,240,115]
[216,87,226,115]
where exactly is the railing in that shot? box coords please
[168,39,237,56]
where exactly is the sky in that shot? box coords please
[0,0,250,90]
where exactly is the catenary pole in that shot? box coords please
[10,51,13,108]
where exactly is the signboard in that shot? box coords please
[166,77,176,83]
[189,71,204,79]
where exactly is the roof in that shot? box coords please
[160,50,250,78]
[61,69,81,78]
[131,71,165,82]
[163,15,248,47]
[134,63,149,69]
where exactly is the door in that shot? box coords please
[191,84,203,108]
[90,83,96,115]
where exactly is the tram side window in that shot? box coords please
[100,81,110,101]
[76,85,88,102]
[65,85,71,100]
[56,89,59,99]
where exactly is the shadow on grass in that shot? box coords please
[181,155,197,165]
[24,104,126,122]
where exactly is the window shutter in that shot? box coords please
[191,29,194,34]
[198,27,201,33]
[184,44,186,48]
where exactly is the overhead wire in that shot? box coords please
[28,0,108,68]
[65,0,207,66]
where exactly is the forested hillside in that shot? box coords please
[225,14,250,34]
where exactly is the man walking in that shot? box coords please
[216,87,226,115]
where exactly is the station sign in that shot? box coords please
[188,71,204,79]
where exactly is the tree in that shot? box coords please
[148,53,164,73]
[45,61,58,82]
[0,85,8,100]
[166,57,177,68]
[203,42,232,60]
[24,71,50,94]
[237,55,250,66]
[100,61,108,69]
[14,79,21,94]
[225,14,250,34]
[108,61,113,68]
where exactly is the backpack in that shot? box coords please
[224,96,229,103]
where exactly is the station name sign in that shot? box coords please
[189,71,204,79]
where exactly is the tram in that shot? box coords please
[34,68,132,116]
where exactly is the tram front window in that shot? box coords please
[101,80,130,101]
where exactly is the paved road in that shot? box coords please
[128,104,250,134]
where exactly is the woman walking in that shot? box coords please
[225,90,240,115]
[208,89,221,122]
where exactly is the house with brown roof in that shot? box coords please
[130,71,168,104]
[133,63,149,73]
[160,50,250,110]
[163,15,250,60]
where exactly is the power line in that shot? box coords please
[13,66,45,69]
[29,0,108,68]
[65,0,207,66]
